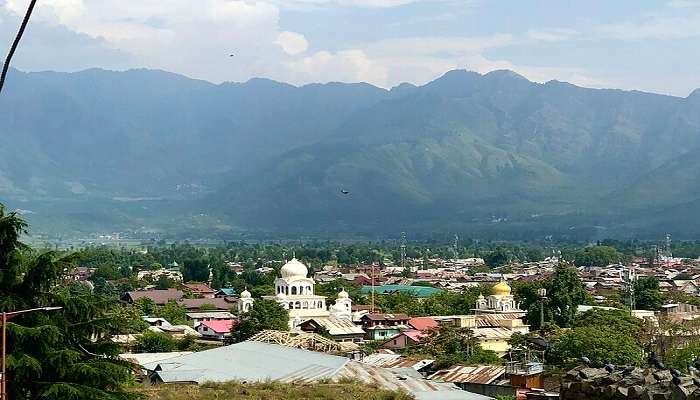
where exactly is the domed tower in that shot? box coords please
[263,258,330,327]
[474,279,523,314]
[238,288,254,314]
[329,288,352,320]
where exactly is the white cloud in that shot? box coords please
[275,31,309,55]
[668,0,700,8]
[527,28,578,42]
[597,14,700,40]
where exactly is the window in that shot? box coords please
[291,287,297,295]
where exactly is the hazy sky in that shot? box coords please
[1,0,699,96]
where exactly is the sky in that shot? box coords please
[1,0,699,96]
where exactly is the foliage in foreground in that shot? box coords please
[137,381,413,400]
[0,205,137,400]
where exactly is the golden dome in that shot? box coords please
[492,280,512,296]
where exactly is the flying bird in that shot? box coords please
[229,53,235,57]
[340,189,350,195]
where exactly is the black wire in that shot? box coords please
[0,0,38,96]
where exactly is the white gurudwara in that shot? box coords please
[242,258,352,328]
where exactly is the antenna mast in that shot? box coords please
[400,232,407,271]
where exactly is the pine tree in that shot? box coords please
[0,204,138,400]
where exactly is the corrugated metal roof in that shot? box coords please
[429,365,505,385]
[149,341,348,383]
[148,341,492,398]
[309,317,366,336]
[361,353,434,370]
[120,352,193,367]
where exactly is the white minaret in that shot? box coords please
[238,288,254,314]
[329,288,352,320]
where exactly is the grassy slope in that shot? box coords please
[136,381,413,400]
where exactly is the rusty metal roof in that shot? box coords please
[337,361,492,399]
[429,365,506,385]
[361,353,434,370]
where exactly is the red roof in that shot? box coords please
[183,282,214,293]
[200,319,235,333]
[408,317,438,331]
[386,329,426,344]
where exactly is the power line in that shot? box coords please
[0,0,38,96]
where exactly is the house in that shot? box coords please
[298,317,366,343]
[143,317,170,327]
[177,297,237,311]
[359,313,410,341]
[121,289,184,305]
[196,319,235,340]
[182,282,216,298]
[381,330,426,350]
[408,317,438,331]
[186,311,235,327]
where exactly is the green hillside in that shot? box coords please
[2,68,700,239]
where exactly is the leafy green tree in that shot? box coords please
[155,274,177,289]
[635,276,664,311]
[231,299,289,342]
[133,297,156,315]
[549,327,643,369]
[573,309,641,337]
[484,248,510,267]
[113,305,149,333]
[153,300,188,325]
[525,248,545,262]
[414,325,501,369]
[0,205,137,399]
[182,257,210,282]
[547,263,591,327]
[134,331,176,353]
[574,246,623,267]
[548,309,644,369]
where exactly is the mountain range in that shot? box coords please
[2,67,700,240]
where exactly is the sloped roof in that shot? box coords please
[429,365,505,384]
[200,320,235,333]
[360,353,434,370]
[305,317,365,336]
[149,341,492,399]
[125,289,184,305]
[183,283,215,293]
[149,341,348,383]
[362,313,410,321]
[178,297,237,310]
[409,317,438,331]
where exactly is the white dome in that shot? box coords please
[280,258,308,280]
[240,288,251,298]
[338,289,349,299]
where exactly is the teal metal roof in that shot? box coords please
[361,285,443,297]
[216,288,236,296]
